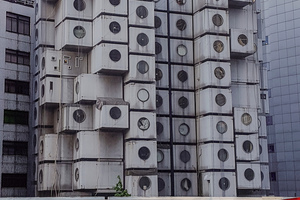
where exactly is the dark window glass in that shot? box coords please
[178,96,189,109]
[6,12,30,35]
[73,109,86,123]
[177,70,188,82]
[268,144,275,153]
[136,6,148,19]
[158,177,165,192]
[138,147,150,160]
[156,94,163,108]
[180,178,191,191]
[176,19,186,31]
[155,68,163,81]
[244,168,255,181]
[139,176,151,190]
[270,172,276,181]
[155,42,162,55]
[156,122,163,135]
[2,141,28,156]
[5,49,30,66]
[109,21,121,34]
[180,150,190,163]
[1,174,27,188]
[155,16,162,29]
[219,177,230,191]
[266,116,273,125]
[137,33,149,46]
[4,110,29,125]
[109,0,120,6]
[5,79,29,95]
[109,49,121,62]
[110,107,122,119]
[73,0,86,11]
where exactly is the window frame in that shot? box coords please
[2,141,28,156]
[5,49,30,66]
[4,109,29,125]
[5,79,30,95]
[6,12,30,36]
[1,173,27,188]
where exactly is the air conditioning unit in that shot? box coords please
[172,91,195,116]
[194,35,230,63]
[258,115,267,137]
[55,0,93,26]
[171,65,194,90]
[35,0,55,22]
[74,74,122,103]
[124,83,156,111]
[170,39,193,64]
[235,134,259,161]
[39,77,74,106]
[196,88,233,115]
[259,90,270,114]
[156,64,169,89]
[128,0,154,27]
[193,0,228,13]
[173,118,196,143]
[169,13,193,38]
[259,138,269,163]
[38,163,72,191]
[236,162,261,189]
[156,90,169,115]
[195,61,231,89]
[230,29,255,58]
[125,112,156,140]
[55,20,93,51]
[231,59,259,84]
[155,12,168,36]
[200,172,237,197]
[73,161,123,191]
[125,175,158,197]
[259,65,268,90]
[229,0,254,8]
[158,173,171,196]
[174,173,197,196]
[124,55,155,83]
[93,15,128,46]
[234,107,259,133]
[155,37,169,62]
[33,102,54,128]
[129,27,155,55]
[194,8,229,38]
[125,140,157,169]
[198,115,234,143]
[261,164,270,190]
[168,0,192,13]
[231,84,260,108]
[155,0,167,11]
[74,131,123,160]
[156,117,170,142]
[157,146,170,170]
[93,98,129,131]
[35,20,55,49]
[173,145,197,171]
[93,0,127,19]
[198,143,235,170]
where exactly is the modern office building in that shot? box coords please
[261,0,300,197]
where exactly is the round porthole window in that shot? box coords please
[218,149,229,162]
[35,54,38,68]
[179,123,190,136]
[216,121,227,134]
[73,26,86,39]
[34,81,38,94]
[109,107,122,120]
[75,81,80,94]
[178,96,189,109]
[261,171,264,181]
[39,170,43,183]
[178,70,188,82]
[75,168,79,181]
[138,117,150,130]
[41,84,45,97]
[157,122,164,135]
[139,176,151,190]
[34,107,37,120]
[73,0,86,11]
[109,49,121,62]
[33,134,37,148]
[241,113,252,125]
[215,94,226,106]
[214,67,225,79]
[155,16,162,29]
[176,0,186,5]
[41,57,45,69]
[109,0,120,6]
[137,89,149,102]
[180,150,190,163]
[212,14,224,27]
[35,29,38,41]
[243,140,253,153]
[158,178,165,192]
[138,146,150,160]
[155,68,163,81]
[75,138,79,151]
[177,44,187,56]
[136,6,148,19]
[180,178,191,191]
[219,177,230,191]
[238,34,248,46]
[244,168,255,181]
[176,19,187,31]
[258,119,261,128]
[157,149,164,163]
[156,94,163,108]
[73,109,86,123]
[155,42,162,55]
[109,21,121,34]
[213,40,224,53]
[137,33,149,46]
[259,144,262,155]
[39,140,44,154]
[137,60,149,74]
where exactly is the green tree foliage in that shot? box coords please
[114,175,131,197]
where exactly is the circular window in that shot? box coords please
[179,123,190,136]
[139,176,151,190]
[244,168,255,181]
[178,96,189,109]
[219,177,230,191]
[34,81,38,94]
[138,117,150,130]
[109,21,121,34]
[155,16,162,29]
[213,40,224,53]
[35,54,38,68]
[177,44,187,56]
[261,171,264,181]
[157,122,164,135]
[155,42,162,55]
[35,29,38,41]
[34,107,37,120]
[138,146,150,160]
[39,170,43,183]
[75,168,79,181]
[39,140,44,154]
[73,109,86,123]
[75,81,80,94]
[180,178,191,191]
[180,150,190,163]
[109,49,121,62]
[41,57,45,70]
[212,14,224,27]
[110,107,122,120]
[215,94,226,106]
[243,140,253,153]
[216,121,228,134]
[176,0,186,5]
[137,89,149,102]
[157,150,164,163]
[258,119,261,128]
[155,68,163,81]
[75,138,79,151]
[176,19,187,31]
[137,33,149,46]
[241,113,252,125]
[156,94,163,108]
[109,0,120,6]
[158,178,165,192]
[137,60,149,74]
[41,84,45,97]
[178,70,188,82]
[214,67,225,79]
[73,26,86,39]
[33,134,37,148]
[259,144,262,155]
[238,34,248,46]
[136,6,148,19]
[218,149,229,162]
[73,0,86,11]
